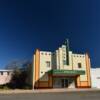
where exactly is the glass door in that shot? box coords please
[61,79,64,88]
[61,79,68,88]
[65,79,68,87]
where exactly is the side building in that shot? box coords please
[91,68,100,88]
[32,40,91,89]
[0,70,13,85]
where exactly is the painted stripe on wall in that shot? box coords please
[33,54,35,87]
[48,75,53,87]
[85,53,91,87]
[35,49,40,87]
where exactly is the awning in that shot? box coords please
[48,69,85,76]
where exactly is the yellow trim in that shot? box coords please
[86,54,91,86]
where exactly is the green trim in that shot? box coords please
[48,69,85,75]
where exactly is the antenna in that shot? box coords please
[64,38,70,65]
[65,38,70,50]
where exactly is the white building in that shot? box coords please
[0,70,13,85]
[91,68,100,88]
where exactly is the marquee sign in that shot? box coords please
[48,69,85,75]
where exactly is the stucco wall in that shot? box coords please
[0,71,13,85]
[39,51,52,81]
[72,54,87,81]
[91,68,100,88]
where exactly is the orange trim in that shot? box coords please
[72,54,73,70]
[85,53,91,87]
[35,49,40,87]
[33,54,36,88]
[80,81,88,86]
[86,53,89,83]
[48,74,49,86]
[39,81,49,83]
[76,75,81,87]
[35,53,36,85]
[85,54,88,81]
[77,86,91,88]
[88,58,91,86]
[48,75,53,87]
[38,81,49,87]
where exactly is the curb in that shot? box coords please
[0,89,100,94]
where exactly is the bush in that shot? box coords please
[22,84,32,89]
[3,85,10,90]
[0,85,3,89]
[0,84,11,90]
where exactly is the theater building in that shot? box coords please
[32,40,91,89]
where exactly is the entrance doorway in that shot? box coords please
[68,78,75,88]
[61,78,76,88]
[53,77,76,88]
[61,79,68,88]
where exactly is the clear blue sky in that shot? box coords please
[0,0,100,68]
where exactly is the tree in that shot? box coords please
[5,60,32,89]
[5,60,31,70]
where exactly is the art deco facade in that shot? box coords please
[32,40,91,89]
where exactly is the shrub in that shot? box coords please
[22,84,32,89]
[0,84,11,90]
[0,85,3,89]
[3,85,10,90]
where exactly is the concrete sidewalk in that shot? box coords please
[34,88,100,93]
[0,88,100,94]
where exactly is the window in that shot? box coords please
[97,77,100,79]
[0,72,3,75]
[46,61,50,67]
[78,63,82,68]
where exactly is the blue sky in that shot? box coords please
[0,0,100,68]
